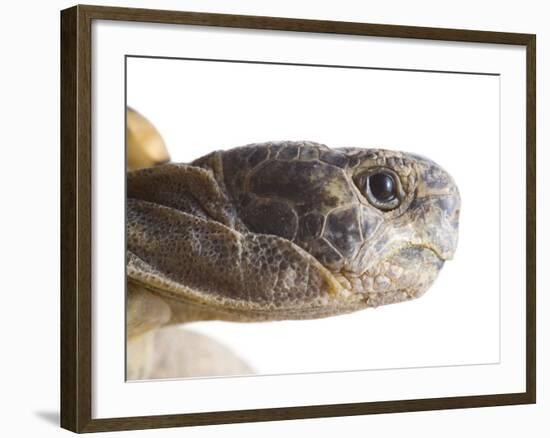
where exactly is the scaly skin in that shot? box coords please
[124,116,460,379]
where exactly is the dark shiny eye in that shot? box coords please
[354,168,402,211]
[369,172,396,202]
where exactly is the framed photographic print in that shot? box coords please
[60,4,536,433]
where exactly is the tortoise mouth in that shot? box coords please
[333,246,444,302]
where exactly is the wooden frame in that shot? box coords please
[60,4,536,433]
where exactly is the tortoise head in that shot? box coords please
[217,141,460,306]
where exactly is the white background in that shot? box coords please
[127,57,501,375]
[94,23,524,417]
[0,0,547,437]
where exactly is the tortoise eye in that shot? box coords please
[369,171,397,202]
[355,168,402,211]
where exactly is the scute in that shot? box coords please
[298,145,320,160]
[251,160,323,201]
[241,197,298,241]
[324,206,363,259]
[249,160,355,210]
[359,205,383,240]
[247,147,269,167]
[297,212,325,242]
[306,238,345,271]
[319,149,349,168]
[277,144,300,160]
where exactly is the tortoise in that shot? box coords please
[126,109,461,379]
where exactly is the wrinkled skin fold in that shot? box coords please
[127,141,460,339]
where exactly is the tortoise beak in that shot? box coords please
[413,159,461,261]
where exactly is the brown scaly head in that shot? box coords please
[127,141,460,322]
[195,141,460,308]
